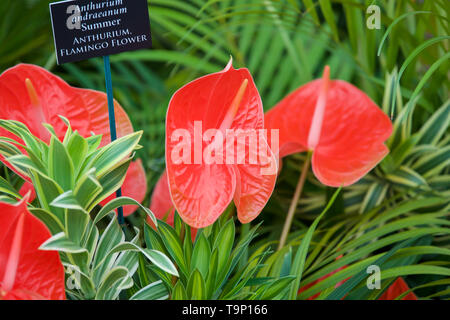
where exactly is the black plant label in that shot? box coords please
[50,0,152,64]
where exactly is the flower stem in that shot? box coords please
[278,151,312,250]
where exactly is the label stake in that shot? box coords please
[103,55,124,225]
[49,0,153,227]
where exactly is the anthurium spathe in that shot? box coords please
[0,195,65,300]
[0,64,146,215]
[150,170,175,224]
[148,170,197,239]
[165,59,277,228]
[266,66,393,249]
[265,66,393,187]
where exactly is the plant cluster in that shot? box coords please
[0,0,449,300]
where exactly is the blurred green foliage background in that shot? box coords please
[0,0,449,299]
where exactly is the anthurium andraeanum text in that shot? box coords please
[50,0,152,64]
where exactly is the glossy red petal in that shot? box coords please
[379,277,418,300]
[149,170,175,224]
[265,77,392,186]
[264,84,313,158]
[234,155,277,224]
[166,61,276,228]
[74,88,133,146]
[100,159,147,217]
[148,171,198,239]
[167,163,236,228]
[0,196,66,300]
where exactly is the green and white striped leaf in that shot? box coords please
[130,280,169,300]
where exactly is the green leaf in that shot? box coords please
[190,233,211,279]
[108,242,179,277]
[393,35,450,115]
[386,166,428,188]
[359,182,389,214]
[93,217,124,285]
[82,221,99,266]
[157,220,188,278]
[40,232,89,271]
[260,276,295,300]
[130,280,169,300]
[0,140,22,160]
[206,249,219,298]
[142,248,180,277]
[303,0,320,25]
[6,154,46,177]
[95,266,132,300]
[183,224,193,268]
[86,134,102,153]
[319,0,339,42]
[89,158,131,210]
[224,222,262,289]
[187,269,206,300]
[288,188,341,300]
[115,228,141,276]
[385,135,420,172]
[31,170,65,221]
[0,120,42,159]
[144,222,166,252]
[172,281,187,300]
[413,145,450,177]
[325,237,420,300]
[111,50,218,73]
[212,218,235,285]
[29,208,65,235]
[94,196,157,226]
[280,248,293,277]
[73,169,102,209]
[48,135,74,190]
[67,131,89,176]
[0,175,21,199]
[40,232,87,253]
[417,101,450,146]
[65,208,90,245]
[90,131,142,178]
[51,190,86,211]
[377,11,432,56]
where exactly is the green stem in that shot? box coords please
[278,151,312,250]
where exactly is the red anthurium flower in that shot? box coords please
[379,277,418,300]
[265,66,392,187]
[165,59,277,228]
[0,64,146,215]
[0,194,66,300]
[148,170,197,239]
